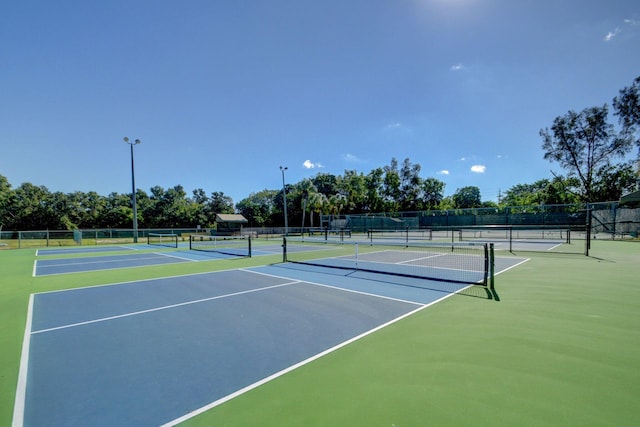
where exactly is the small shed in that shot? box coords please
[620,190,640,207]
[215,214,248,236]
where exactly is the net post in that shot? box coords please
[355,243,359,270]
[483,243,489,286]
[282,237,287,263]
[509,226,513,253]
[489,243,495,290]
[248,236,252,258]
[585,204,591,256]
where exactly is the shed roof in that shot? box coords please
[620,190,640,206]
[215,214,248,223]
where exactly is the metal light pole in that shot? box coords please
[124,137,141,243]
[280,166,288,236]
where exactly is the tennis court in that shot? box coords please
[33,237,280,277]
[15,241,527,426]
[363,226,584,253]
[36,246,139,256]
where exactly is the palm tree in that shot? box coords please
[328,194,347,224]
[309,192,327,228]
[297,179,317,231]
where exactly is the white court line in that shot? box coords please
[31,281,301,335]
[37,254,171,268]
[152,251,198,262]
[12,294,33,427]
[356,256,481,274]
[494,257,531,275]
[396,253,445,264]
[161,277,464,427]
[243,267,425,307]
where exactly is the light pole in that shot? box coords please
[124,137,141,243]
[280,166,288,235]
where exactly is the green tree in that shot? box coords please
[295,179,317,229]
[328,194,347,220]
[613,75,640,153]
[338,170,367,214]
[311,173,339,196]
[502,178,582,206]
[399,158,422,211]
[540,105,634,202]
[452,186,482,208]
[236,189,278,227]
[102,192,133,228]
[382,158,401,211]
[307,192,327,227]
[0,175,16,229]
[364,167,385,213]
[420,177,445,210]
[208,191,234,215]
[11,183,53,229]
[591,161,637,201]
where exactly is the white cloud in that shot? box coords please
[471,164,486,173]
[303,160,324,169]
[384,122,412,133]
[604,28,621,41]
[343,153,362,162]
[437,170,450,175]
[450,63,464,71]
[624,18,639,26]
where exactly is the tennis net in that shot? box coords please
[147,233,179,248]
[457,225,570,253]
[189,235,252,257]
[367,228,433,243]
[283,237,493,287]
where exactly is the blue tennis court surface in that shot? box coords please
[15,268,434,426]
[33,252,195,276]
[33,244,284,276]
[35,245,139,256]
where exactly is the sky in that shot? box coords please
[2,0,639,205]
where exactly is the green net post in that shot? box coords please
[509,226,513,253]
[489,243,495,290]
[282,237,287,262]
[483,243,489,286]
[248,236,252,258]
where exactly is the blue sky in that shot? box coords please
[2,0,639,204]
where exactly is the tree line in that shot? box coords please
[1,76,638,231]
